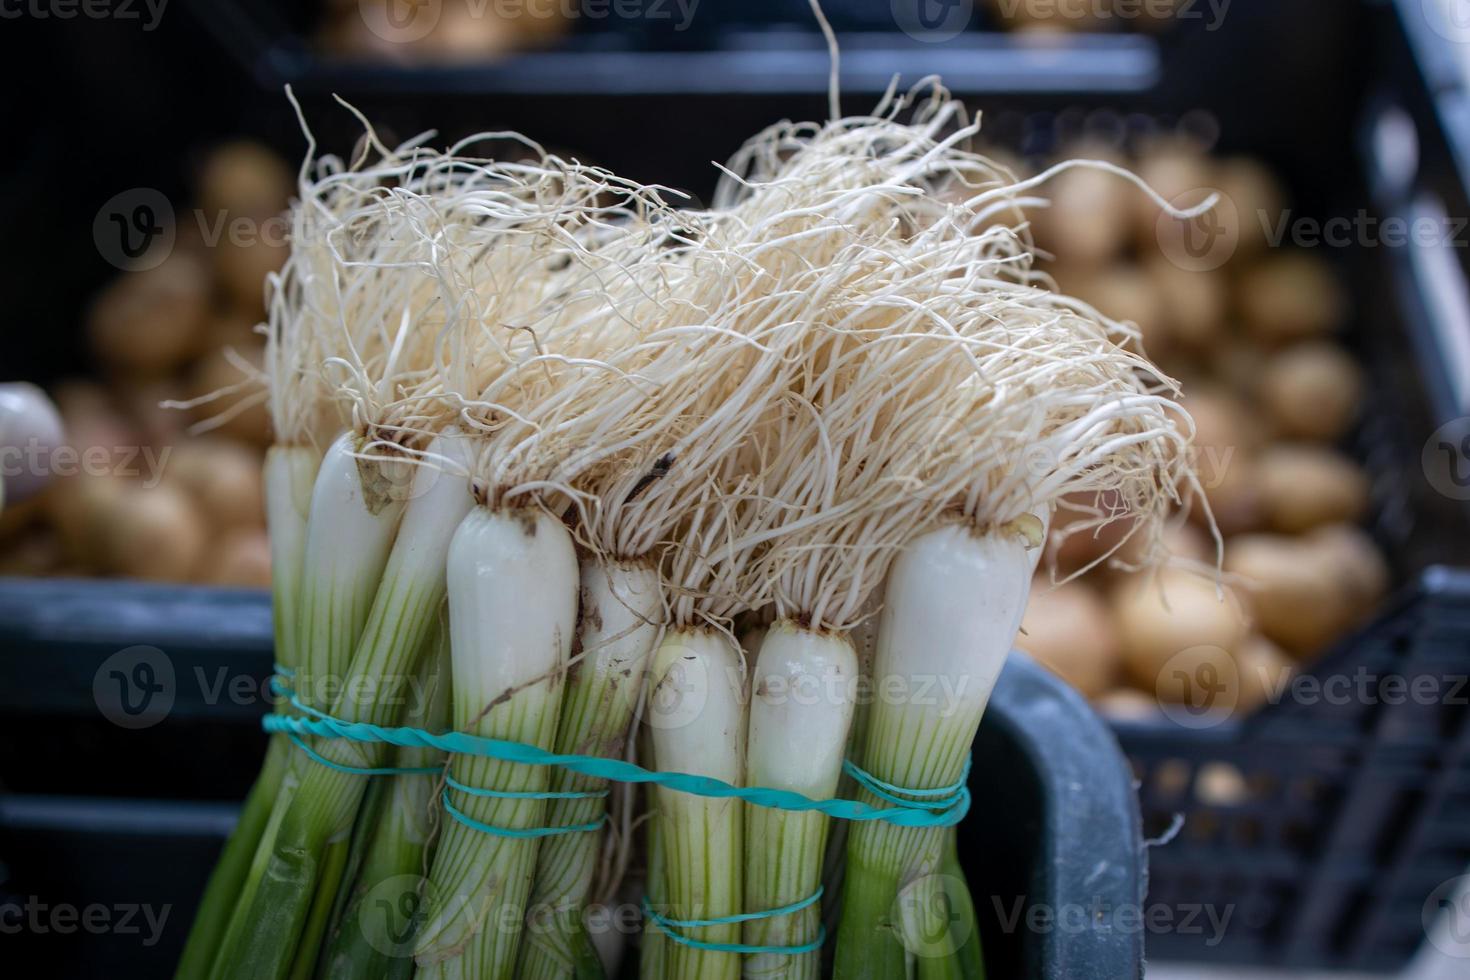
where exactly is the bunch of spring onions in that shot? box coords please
[178,65,1214,980]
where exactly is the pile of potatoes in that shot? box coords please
[0,141,291,588]
[1016,139,1389,721]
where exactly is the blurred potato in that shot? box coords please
[1018,579,1120,697]
[200,528,272,588]
[1304,523,1389,623]
[1148,257,1227,349]
[187,343,271,446]
[98,483,208,582]
[1216,156,1286,257]
[1234,633,1294,713]
[198,141,292,221]
[1238,253,1345,345]
[165,438,265,532]
[1114,568,1249,692]
[1035,148,1132,266]
[1259,341,1362,441]
[1066,263,1170,355]
[1256,445,1369,533]
[216,236,288,315]
[1225,532,1351,655]
[47,472,129,569]
[1133,148,1215,247]
[87,251,210,376]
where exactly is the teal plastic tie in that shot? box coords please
[264,667,970,830]
[284,733,442,777]
[440,788,607,839]
[271,676,439,777]
[443,772,607,801]
[642,888,827,956]
[842,757,972,811]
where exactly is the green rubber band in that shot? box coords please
[643,889,827,956]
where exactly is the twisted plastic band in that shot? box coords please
[439,788,608,839]
[843,757,972,811]
[264,666,970,829]
[443,772,608,801]
[643,888,827,956]
[265,711,970,828]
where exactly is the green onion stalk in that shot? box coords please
[214,431,472,979]
[744,620,857,980]
[638,734,666,980]
[819,609,878,956]
[834,519,1041,980]
[319,619,453,979]
[516,559,662,980]
[412,504,580,979]
[646,627,747,980]
[176,445,319,979]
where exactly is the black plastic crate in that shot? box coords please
[3,0,1469,974]
[1116,568,1470,972]
[1104,2,1470,972]
[0,579,1146,979]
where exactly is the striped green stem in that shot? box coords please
[215,434,470,979]
[518,560,661,980]
[744,622,856,980]
[648,629,745,980]
[639,742,666,980]
[320,624,452,978]
[176,446,318,980]
[834,522,1036,980]
[413,506,579,980]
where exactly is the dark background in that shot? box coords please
[0,0,1362,387]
